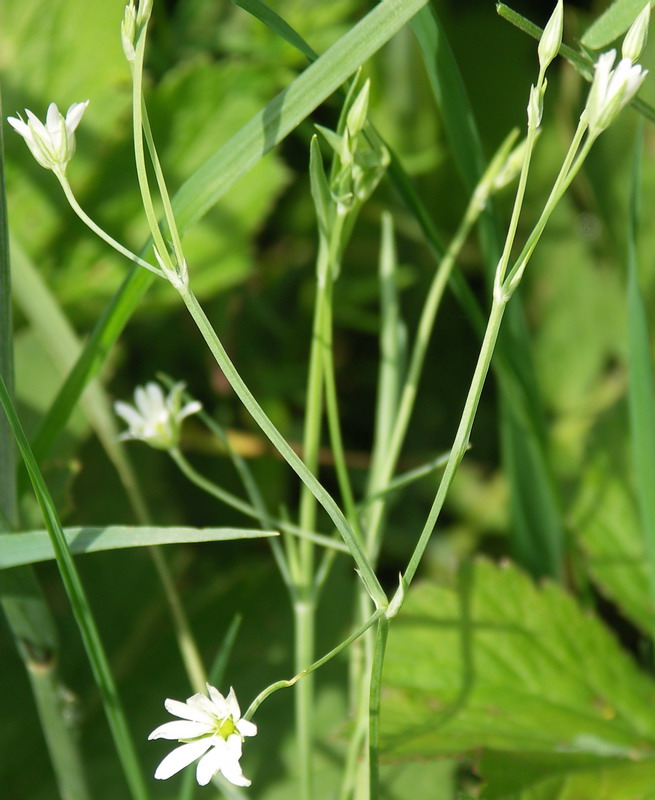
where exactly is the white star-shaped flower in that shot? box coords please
[581,49,647,134]
[114,381,201,450]
[7,101,88,175]
[148,685,257,787]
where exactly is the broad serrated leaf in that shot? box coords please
[573,449,653,634]
[381,560,655,787]
[480,749,655,799]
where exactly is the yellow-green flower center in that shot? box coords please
[215,716,238,740]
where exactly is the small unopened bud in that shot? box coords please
[136,0,153,24]
[346,80,370,140]
[527,83,545,129]
[538,0,563,72]
[622,4,650,64]
[121,2,137,62]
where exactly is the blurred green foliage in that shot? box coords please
[3,0,655,798]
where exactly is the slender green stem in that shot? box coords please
[149,546,207,693]
[368,617,389,800]
[177,285,386,607]
[56,177,162,277]
[494,72,544,288]
[140,103,185,265]
[364,188,482,562]
[129,27,169,265]
[243,608,385,720]
[400,297,506,589]
[0,375,149,800]
[501,121,588,293]
[294,596,316,800]
[321,285,362,533]
[169,447,346,554]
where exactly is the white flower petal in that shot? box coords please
[148,719,209,741]
[196,740,228,786]
[187,691,226,720]
[237,718,257,738]
[164,696,215,724]
[220,736,251,787]
[65,101,88,132]
[207,684,231,718]
[7,115,29,136]
[113,401,145,428]
[178,400,202,420]
[225,687,241,720]
[154,739,212,780]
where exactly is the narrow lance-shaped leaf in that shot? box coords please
[0,525,278,569]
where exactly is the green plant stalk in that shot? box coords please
[293,596,315,800]
[321,286,362,532]
[401,295,507,588]
[0,375,149,800]
[56,178,161,277]
[501,121,588,293]
[169,447,346,556]
[368,617,389,800]
[347,182,483,798]
[139,102,185,266]
[176,286,386,601]
[363,184,482,563]
[182,387,301,588]
[494,77,545,289]
[294,220,343,799]
[243,607,385,720]
[397,123,594,594]
[625,122,655,651]
[149,546,208,693]
[128,23,170,268]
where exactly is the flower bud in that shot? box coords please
[538,0,563,72]
[346,80,370,140]
[121,2,137,62]
[527,83,545,129]
[622,4,650,64]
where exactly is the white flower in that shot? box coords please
[114,381,201,450]
[7,101,89,174]
[581,49,648,134]
[148,685,257,787]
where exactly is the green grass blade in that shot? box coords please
[11,237,150,517]
[0,87,15,526]
[0,374,149,800]
[626,121,655,647]
[30,265,152,463]
[29,0,428,467]
[0,568,92,800]
[233,0,318,60]
[172,0,429,231]
[0,525,277,569]
[0,88,92,800]
[411,4,564,578]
